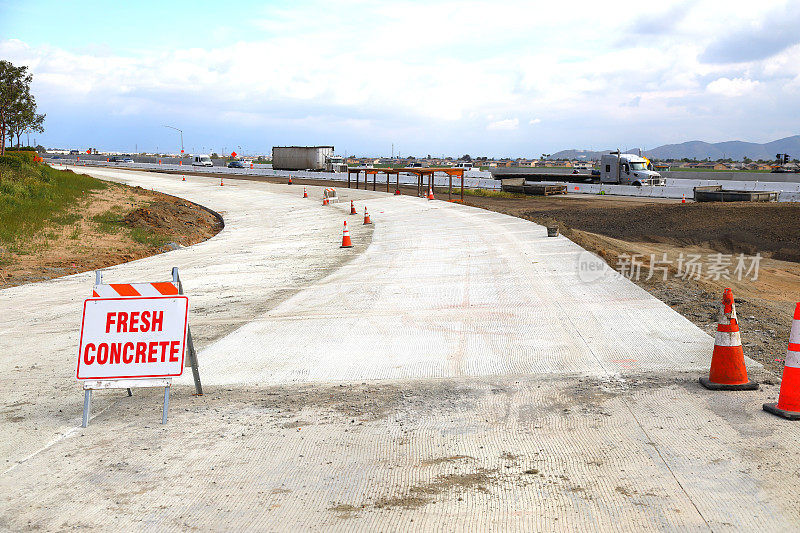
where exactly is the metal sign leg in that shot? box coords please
[162,386,170,425]
[82,390,92,428]
[174,266,203,396]
[186,327,203,395]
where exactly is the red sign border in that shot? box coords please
[76,295,189,380]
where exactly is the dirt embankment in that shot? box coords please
[519,201,800,263]
[0,182,222,288]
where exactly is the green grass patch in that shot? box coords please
[92,206,126,234]
[0,160,107,245]
[93,204,172,248]
[130,228,170,247]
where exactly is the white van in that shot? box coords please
[192,154,213,167]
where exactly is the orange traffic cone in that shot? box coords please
[394,189,401,195]
[323,196,329,206]
[350,200,357,215]
[427,187,435,200]
[363,207,372,225]
[303,187,308,198]
[220,177,224,186]
[764,303,800,419]
[700,288,758,390]
[179,160,182,166]
[288,176,293,185]
[182,176,185,181]
[340,220,353,248]
[682,194,686,204]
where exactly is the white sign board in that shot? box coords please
[77,296,189,380]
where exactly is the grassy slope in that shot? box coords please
[0,158,107,251]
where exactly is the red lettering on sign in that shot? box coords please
[148,342,158,363]
[151,311,163,332]
[117,312,128,333]
[130,311,139,332]
[97,343,109,364]
[122,342,134,364]
[135,342,146,363]
[140,310,150,332]
[158,341,170,362]
[84,343,96,365]
[106,312,116,333]
[109,343,121,364]
[169,340,180,362]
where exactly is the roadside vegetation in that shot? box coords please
[0,156,223,287]
[0,151,105,250]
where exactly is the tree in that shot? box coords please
[0,60,35,156]
[461,154,472,161]
[7,93,44,148]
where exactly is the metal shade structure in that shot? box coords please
[347,167,466,202]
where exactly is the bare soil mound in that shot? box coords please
[518,202,800,263]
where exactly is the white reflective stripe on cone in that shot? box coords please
[789,319,800,344]
[714,331,742,347]
[786,350,800,369]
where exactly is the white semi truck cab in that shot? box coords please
[599,153,665,186]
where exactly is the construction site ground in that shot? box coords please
[177,170,800,376]
[1,167,799,531]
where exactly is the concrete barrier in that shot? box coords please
[50,159,800,201]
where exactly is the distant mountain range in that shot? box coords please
[550,135,800,161]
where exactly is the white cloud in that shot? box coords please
[2,0,799,153]
[487,118,519,131]
[706,77,761,97]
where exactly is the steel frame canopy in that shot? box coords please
[347,167,465,201]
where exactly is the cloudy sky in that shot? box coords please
[2,0,799,157]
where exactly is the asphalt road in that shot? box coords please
[1,166,798,531]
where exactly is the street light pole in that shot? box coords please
[162,125,184,154]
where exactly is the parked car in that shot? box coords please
[228,160,246,168]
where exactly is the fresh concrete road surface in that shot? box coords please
[1,167,798,531]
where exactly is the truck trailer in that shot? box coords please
[272,146,335,171]
[491,151,665,186]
